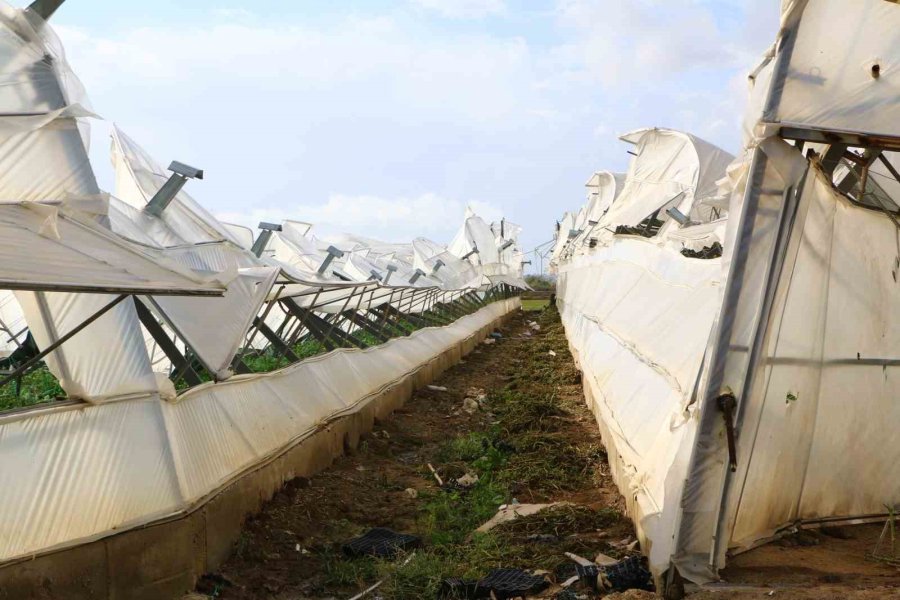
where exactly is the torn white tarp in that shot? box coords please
[585,171,627,223]
[15,292,161,401]
[449,208,500,267]
[111,126,244,247]
[0,202,226,296]
[0,4,98,202]
[149,266,279,380]
[600,128,734,232]
[412,238,481,291]
[760,0,900,140]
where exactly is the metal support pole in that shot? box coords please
[252,317,300,362]
[134,299,203,386]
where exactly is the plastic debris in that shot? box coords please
[482,338,497,345]
[439,569,548,599]
[349,552,416,600]
[600,556,654,592]
[462,398,480,414]
[564,551,593,566]
[342,528,421,559]
[427,385,449,392]
[428,463,444,486]
[490,332,503,339]
[405,488,418,499]
[575,563,601,591]
[477,503,567,533]
[594,552,618,566]
[456,473,479,488]
[438,577,480,599]
[478,568,548,598]
[548,350,557,357]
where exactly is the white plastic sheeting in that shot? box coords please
[557,238,722,578]
[0,298,519,563]
[0,202,226,295]
[0,0,529,575]
[556,0,900,582]
[552,130,732,271]
[449,208,527,288]
[15,292,160,402]
[149,266,279,379]
[602,129,734,231]
[585,171,627,225]
[111,127,245,247]
[412,238,482,291]
[761,0,900,140]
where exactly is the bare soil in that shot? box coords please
[686,525,900,599]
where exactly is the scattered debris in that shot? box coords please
[466,387,486,399]
[428,385,449,392]
[528,321,541,331]
[564,551,594,566]
[462,397,480,414]
[428,462,444,486]
[490,332,504,339]
[347,578,384,600]
[477,503,568,533]
[594,552,618,566]
[483,338,497,345]
[438,577,480,599]
[575,563,601,591]
[680,241,723,260]
[455,472,479,488]
[206,308,643,599]
[548,350,557,357]
[439,569,548,599]
[479,568,548,598]
[609,537,634,549]
[779,530,820,548]
[349,552,417,600]
[342,528,421,559]
[600,556,654,593]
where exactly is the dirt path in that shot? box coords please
[187,306,900,600]
[190,307,636,599]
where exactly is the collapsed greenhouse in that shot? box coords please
[4,0,900,596]
[552,0,900,593]
[0,1,527,596]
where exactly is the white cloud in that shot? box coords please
[56,17,536,124]
[409,0,507,19]
[217,193,503,243]
[551,0,775,88]
[52,1,782,255]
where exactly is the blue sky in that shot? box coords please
[42,0,780,267]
